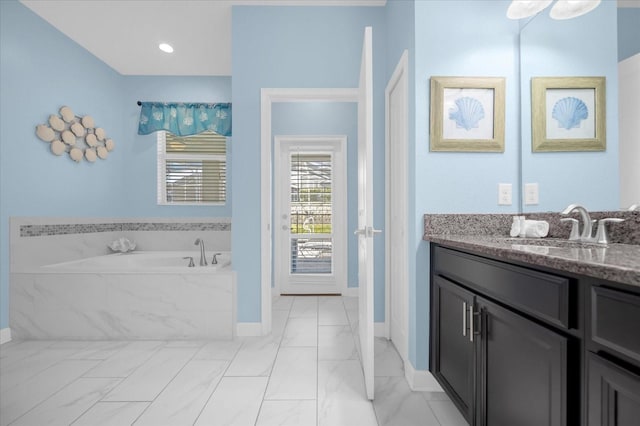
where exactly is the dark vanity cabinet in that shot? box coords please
[431,243,640,426]
[431,244,583,426]
[587,283,640,426]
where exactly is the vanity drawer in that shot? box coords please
[433,246,570,329]
[591,286,640,364]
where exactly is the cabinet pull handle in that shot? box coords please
[463,302,467,337]
[469,305,474,342]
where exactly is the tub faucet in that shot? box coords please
[194,238,207,266]
[561,204,593,241]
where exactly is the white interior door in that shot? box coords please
[355,26,376,401]
[274,137,347,294]
[387,51,409,363]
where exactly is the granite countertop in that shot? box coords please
[424,234,640,288]
[423,211,640,288]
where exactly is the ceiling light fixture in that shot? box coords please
[158,43,174,53]
[506,0,601,20]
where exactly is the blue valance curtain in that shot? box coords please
[137,102,232,137]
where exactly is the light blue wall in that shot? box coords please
[618,7,640,61]
[272,103,359,288]
[0,1,233,330]
[121,76,232,217]
[520,1,619,212]
[0,0,125,330]
[232,6,386,323]
[413,0,520,369]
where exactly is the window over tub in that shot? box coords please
[157,130,227,205]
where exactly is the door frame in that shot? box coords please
[384,50,409,362]
[273,135,348,296]
[260,88,358,335]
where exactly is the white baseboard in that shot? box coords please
[404,360,444,392]
[236,322,263,337]
[342,287,358,297]
[0,328,12,345]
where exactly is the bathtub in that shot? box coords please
[10,251,236,340]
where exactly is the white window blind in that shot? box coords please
[157,130,227,205]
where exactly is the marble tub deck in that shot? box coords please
[0,296,466,426]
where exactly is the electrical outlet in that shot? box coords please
[525,183,539,205]
[498,183,512,205]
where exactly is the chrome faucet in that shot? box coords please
[194,238,207,266]
[561,204,593,241]
[629,204,639,211]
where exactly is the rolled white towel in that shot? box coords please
[522,220,549,238]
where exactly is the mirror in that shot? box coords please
[519,1,638,212]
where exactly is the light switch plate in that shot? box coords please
[525,183,539,205]
[498,183,512,205]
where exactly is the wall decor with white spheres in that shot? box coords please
[35,106,115,163]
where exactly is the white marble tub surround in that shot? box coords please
[11,261,236,340]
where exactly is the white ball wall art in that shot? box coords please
[35,106,115,163]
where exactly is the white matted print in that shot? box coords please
[545,88,595,140]
[442,88,495,140]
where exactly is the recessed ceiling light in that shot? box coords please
[159,43,174,53]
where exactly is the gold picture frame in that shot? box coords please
[531,77,606,152]
[430,76,505,152]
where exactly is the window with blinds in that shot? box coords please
[157,130,227,205]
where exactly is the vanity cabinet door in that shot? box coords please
[476,297,569,426]
[432,275,475,424]
[588,353,640,426]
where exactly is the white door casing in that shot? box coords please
[274,136,347,295]
[385,50,409,364]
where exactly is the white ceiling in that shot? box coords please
[20,0,639,76]
[20,0,385,76]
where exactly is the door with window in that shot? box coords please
[274,136,346,294]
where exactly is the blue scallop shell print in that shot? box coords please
[552,97,588,130]
[448,97,485,131]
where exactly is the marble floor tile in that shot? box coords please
[318,297,349,326]
[318,325,358,360]
[11,378,121,426]
[374,337,404,377]
[289,296,318,318]
[134,360,228,426]
[317,359,378,426]
[225,337,279,377]
[281,317,318,347]
[1,359,99,426]
[271,309,290,340]
[68,341,130,360]
[193,340,243,360]
[102,347,197,402]
[422,391,452,401]
[1,348,81,391]
[265,347,317,400]
[72,402,149,426]
[83,340,165,378]
[256,400,317,426]
[194,376,268,426]
[373,376,440,426]
[272,296,294,311]
[428,400,469,426]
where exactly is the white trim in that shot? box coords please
[260,88,360,336]
[233,1,387,6]
[0,328,12,345]
[384,50,409,353]
[404,360,444,392]
[374,322,386,337]
[236,322,263,337]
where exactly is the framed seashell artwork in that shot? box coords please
[35,106,115,163]
[531,77,605,152]
[430,76,505,152]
